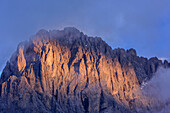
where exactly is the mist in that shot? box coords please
[142,67,170,112]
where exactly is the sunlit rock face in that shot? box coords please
[0,27,168,113]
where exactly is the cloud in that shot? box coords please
[142,67,170,112]
[159,57,169,61]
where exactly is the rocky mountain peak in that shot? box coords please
[63,27,81,34]
[127,48,137,56]
[0,27,169,113]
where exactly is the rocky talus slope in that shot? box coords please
[0,27,169,113]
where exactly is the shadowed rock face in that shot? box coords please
[0,27,169,113]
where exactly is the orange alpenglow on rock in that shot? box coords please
[0,27,169,113]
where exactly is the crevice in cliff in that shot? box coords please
[83,54,89,88]
[68,47,78,71]
[66,84,69,95]
[59,81,63,90]
[55,89,58,101]
[115,71,119,82]
[73,59,82,74]
[110,76,114,91]
[81,92,89,113]
[96,55,101,87]
[52,49,55,71]
[38,62,44,92]
[99,90,106,112]
[7,78,11,95]
[52,80,54,96]
[73,84,78,96]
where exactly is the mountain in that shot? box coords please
[0,27,169,113]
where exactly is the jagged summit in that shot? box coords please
[35,27,82,40]
[63,27,81,33]
[0,27,169,113]
[37,27,80,34]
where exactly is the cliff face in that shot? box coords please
[0,27,168,113]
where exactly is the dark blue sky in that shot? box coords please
[1,0,170,73]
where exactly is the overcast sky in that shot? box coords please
[1,0,170,73]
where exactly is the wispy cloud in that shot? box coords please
[142,67,170,112]
[159,57,169,61]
